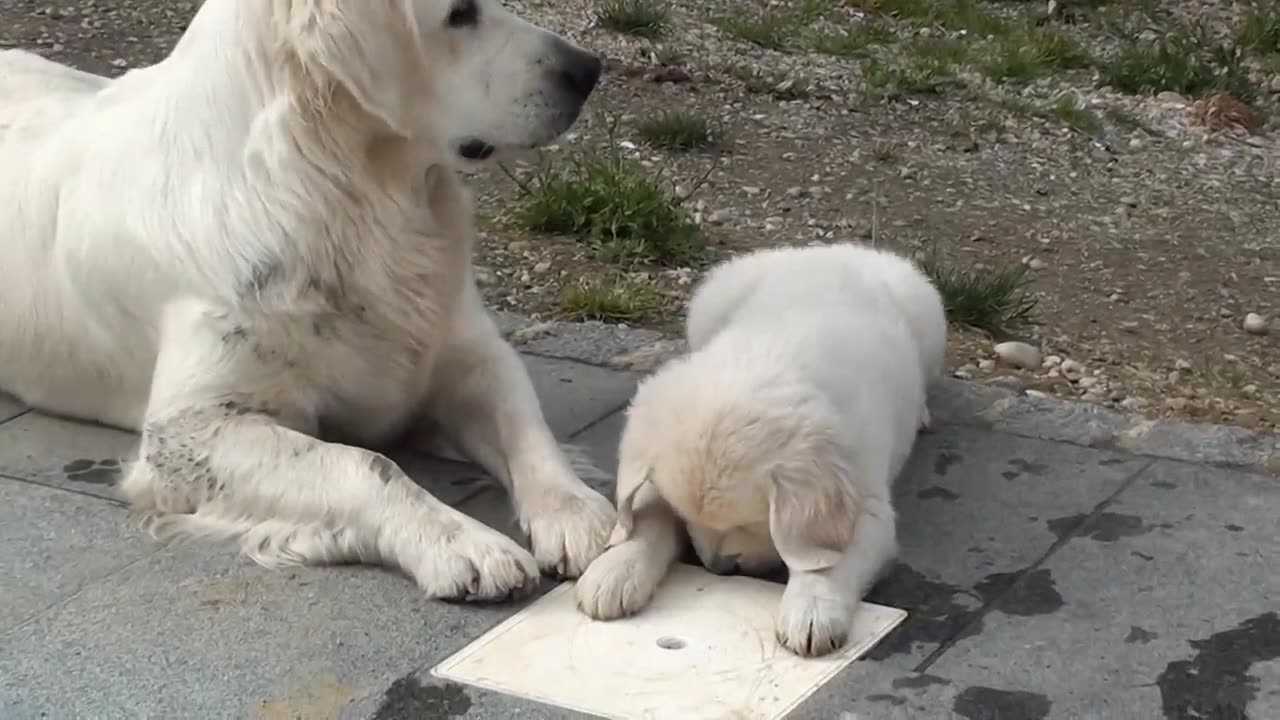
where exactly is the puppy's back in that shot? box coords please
[687,243,946,384]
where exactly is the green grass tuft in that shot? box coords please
[1098,27,1258,101]
[511,151,709,268]
[596,0,670,39]
[635,112,722,151]
[559,279,660,322]
[918,254,1039,335]
[1237,4,1280,55]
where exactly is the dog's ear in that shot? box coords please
[767,445,861,573]
[281,0,428,135]
[608,463,655,547]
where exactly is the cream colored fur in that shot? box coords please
[0,0,617,600]
[576,243,946,656]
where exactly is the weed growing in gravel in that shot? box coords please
[1237,4,1280,55]
[635,112,721,151]
[1098,27,1257,101]
[596,0,669,39]
[724,65,816,100]
[559,279,659,322]
[861,0,1009,37]
[1040,95,1104,135]
[863,44,965,99]
[811,22,897,57]
[510,149,708,268]
[871,139,899,162]
[714,0,831,51]
[981,28,1093,82]
[917,254,1038,335]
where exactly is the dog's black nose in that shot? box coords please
[553,42,602,100]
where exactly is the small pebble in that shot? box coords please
[1060,359,1086,379]
[1243,313,1269,335]
[994,341,1041,370]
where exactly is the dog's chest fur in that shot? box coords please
[233,176,473,445]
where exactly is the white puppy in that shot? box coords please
[0,0,617,601]
[576,244,946,656]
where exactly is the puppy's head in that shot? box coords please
[613,356,861,578]
[279,0,600,164]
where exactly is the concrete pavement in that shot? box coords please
[2,317,1278,719]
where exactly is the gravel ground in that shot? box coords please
[2,0,1277,432]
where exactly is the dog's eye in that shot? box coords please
[446,0,479,27]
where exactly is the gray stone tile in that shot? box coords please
[787,663,968,720]
[0,538,536,720]
[343,674,595,720]
[861,426,1150,670]
[523,355,636,439]
[0,393,25,424]
[0,479,156,633]
[0,412,136,502]
[921,460,1280,720]
[566,408,625,477]
[449,410,626,544]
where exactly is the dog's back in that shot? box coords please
[0,50,107,135]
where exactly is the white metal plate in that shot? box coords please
[432,563,908,720]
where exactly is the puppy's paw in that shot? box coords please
[575,541,667,620]
[775,574,855,657]
[522,484,617,579]
[413,522,540,603]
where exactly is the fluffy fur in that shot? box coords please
[575,243,946,656]
[0,0,617,600]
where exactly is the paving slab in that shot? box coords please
[521,355,636,439]
[861,426,1150,670]
[0,479,156,634]
[0,393,25,425]
[0,533,538,720]
[0,411,136,502]
[921,459,1280,720]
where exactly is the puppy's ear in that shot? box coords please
[608,463,655,547]
[767,446,861,573]
[281,0,428,135]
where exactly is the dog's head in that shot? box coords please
[279,0,601,165]
[612,358,862,579]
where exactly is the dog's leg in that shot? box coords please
[575,482,685,619]
[415,289,616,578]
[775,496,898,657]
[122,300,538,601]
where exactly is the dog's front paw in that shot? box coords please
[775,574,855,657]
[575,541,667,620]
[413,521,540,602]
[521,484,616,578]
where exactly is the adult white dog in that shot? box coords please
[0,0,617,601]
[575,243,946,656]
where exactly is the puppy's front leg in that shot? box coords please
[576,481,685,620]
[416,289,615,578]
[775,496,898,657]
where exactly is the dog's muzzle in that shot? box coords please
[550,41,603,103]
